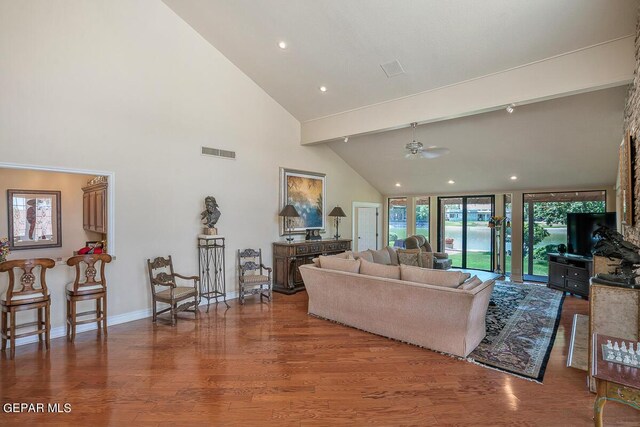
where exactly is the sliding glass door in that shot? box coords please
[522,191,606,281]
[438,196,495,271]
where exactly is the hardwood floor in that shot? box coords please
[1,292,639,426]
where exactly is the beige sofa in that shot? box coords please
[299,264,494,357]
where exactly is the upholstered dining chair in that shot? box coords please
[66,254,112,342]
[147,256,199,325]
[238,248,272,305]
[0,258,55,359]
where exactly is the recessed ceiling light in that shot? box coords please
[319,86,327,92]
[510,175,518,180]
[395,183,401,187]
[448,180,455,184]
[277,41,287,49]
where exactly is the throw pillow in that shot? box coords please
[312,257,320,267]
[396,248,422,267]
[385,246,399,266]
[359,259,401,280]
[351,250,374,263]
[459,275,483,290]
[460,272,471,284]
[400,265,466,288]
[370,248,392,265]
[318,256,361,273]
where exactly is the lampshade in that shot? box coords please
[279,204,300,217]
[328,206,346,217]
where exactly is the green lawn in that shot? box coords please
[448,251,491,270]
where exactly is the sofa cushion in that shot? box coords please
[359,259,401,280]
[369,248,392,265]
[351,250,374,263]
[400,265,467,288]
[396,248,421,267]
[385,246,399,266]
[332,251,352,259]
[318,256,361,273]
[459,275,483,290]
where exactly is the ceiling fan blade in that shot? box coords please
[420,147,450,158]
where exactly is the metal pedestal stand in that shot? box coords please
[198,235,229,311]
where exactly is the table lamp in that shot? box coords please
[279,204,300,243]
[328,206,347,240]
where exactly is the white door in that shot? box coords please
[356,207,378,252]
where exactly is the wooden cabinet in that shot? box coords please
[82,182,107,233]
[273,239,352,294]
[547,253,593,298]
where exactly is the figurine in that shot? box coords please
[607,340,613,350]
[614,342,620,351]
[592,226,640,286]
[200,196,221,235]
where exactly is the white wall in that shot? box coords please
[0,0,381,340]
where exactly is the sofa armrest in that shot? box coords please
[433,252,449,259]
[420,252,434,269]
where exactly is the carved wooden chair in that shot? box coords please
[66,254,112,342]
[0,258,55,359]
[238,249,272,305]
[147,256,199,325]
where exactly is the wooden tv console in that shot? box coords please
[547,253,593,298]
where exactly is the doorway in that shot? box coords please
[353,202,381,252]
[438,195,495,271]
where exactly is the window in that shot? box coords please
[522,190,606,280]
[415,197,430,237]
[388,197,407,247]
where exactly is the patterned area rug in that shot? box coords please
[467,281,565,383]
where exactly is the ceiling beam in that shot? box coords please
[301,36,634,145]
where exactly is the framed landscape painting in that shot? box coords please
[279,168,326,234]
[7,189,62,250]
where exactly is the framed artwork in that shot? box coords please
[7,190,62,250]
[621,131,636,226]
[279,168,326,234]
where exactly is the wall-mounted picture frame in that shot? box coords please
[279,168,326,235]
[7,189,62,250]
[622,131,635,226]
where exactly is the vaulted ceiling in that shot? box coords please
[163,1,635,194]
[328,87,627,195]
[163,0,636,121]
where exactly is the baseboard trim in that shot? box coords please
[9,291,239,348]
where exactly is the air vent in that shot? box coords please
[380,59,405,78]
[201,146,236,160]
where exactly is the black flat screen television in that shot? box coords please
[566,212,616,257]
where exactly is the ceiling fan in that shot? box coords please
[405,122,450,159]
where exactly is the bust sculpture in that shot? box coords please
[200,196,221,234]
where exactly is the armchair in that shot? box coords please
[147,256,199,325]
[405,235,452,270]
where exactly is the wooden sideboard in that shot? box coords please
[273,239,351,294]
